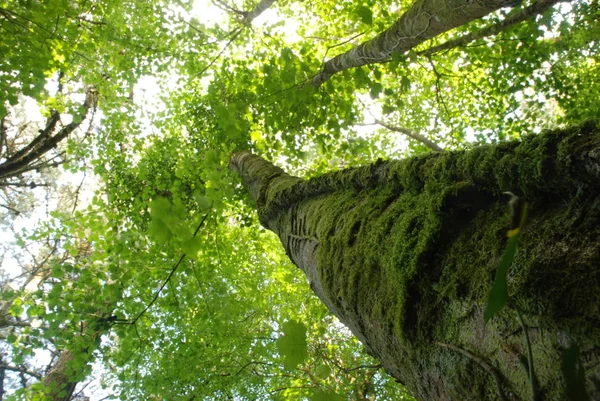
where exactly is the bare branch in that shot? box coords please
[0,86,96,181]
[0,182,49,188]
[357,97,443,151]
[0,364,42,380]
[374,118,443,151]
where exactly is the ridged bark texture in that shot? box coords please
[230,122,600,401]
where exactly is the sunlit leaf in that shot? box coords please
[356,6,373,25]
[276,320,308,370]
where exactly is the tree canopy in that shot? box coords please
[0,0,598,399]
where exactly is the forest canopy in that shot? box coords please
[0,0,598,399]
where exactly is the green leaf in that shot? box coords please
[400,76,411,92]
[149,218,173,245]
[314,363,331,379]
[310,389,345,401]
[150,197,172,219]
[561,344,590,401]
[193,190,212,211]
[369,82,383,99]
[276,320,308,370]
[484,234,518,322]
[356,6,373,25]
[182,236,203,257]
[485,197,528,322]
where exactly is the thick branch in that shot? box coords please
[3,111,61,167]
[312,0,522,86]
[0,88,96,180]
[374,118,443,151]
[418,0,570,57]
[242,0,276,25]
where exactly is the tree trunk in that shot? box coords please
[41,350,78,401]
[230,122,600,401]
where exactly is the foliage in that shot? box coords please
[484,195,527,323]
[0,0,598,399]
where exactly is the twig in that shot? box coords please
[131,213,209,324]
[357,97,443,151]
[195,27,243,78]
[436,341,507,401]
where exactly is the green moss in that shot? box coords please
[256,121,600,400]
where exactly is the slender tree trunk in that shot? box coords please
[230,122,600,400]
[39,326,103,401]
[41,350,78,401]
[313,0,535,86]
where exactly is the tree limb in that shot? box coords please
[0,87,96,180]
[242,0,276,25]
[312,0,527,86]
[0,364,42,380]
[418,0,571,57]
[374,118,443,151]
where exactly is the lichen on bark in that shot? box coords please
[230,121,600,401]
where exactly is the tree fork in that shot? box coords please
[230,121,600,401]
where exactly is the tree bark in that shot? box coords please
[0,87,96,181]
[41,350,78,401]
[231,122,600,401]
[313,0,528,86]
[417,0,570,58]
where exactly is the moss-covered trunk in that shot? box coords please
[230,122,600,401]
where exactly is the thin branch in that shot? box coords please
[212,0,244,15]
[195,27,244,78]
[70,170,87,214]
[0,363,4,400]
[342,363,382,373]
[0,182,49,188]
[374,118,443,151]
[0,364,42,380]
[320,31,366,70]
[131,213,210,324]
[357,97,443,151]
[0,203,22,216]
[0,113,7,158]
[436,341,507,401]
